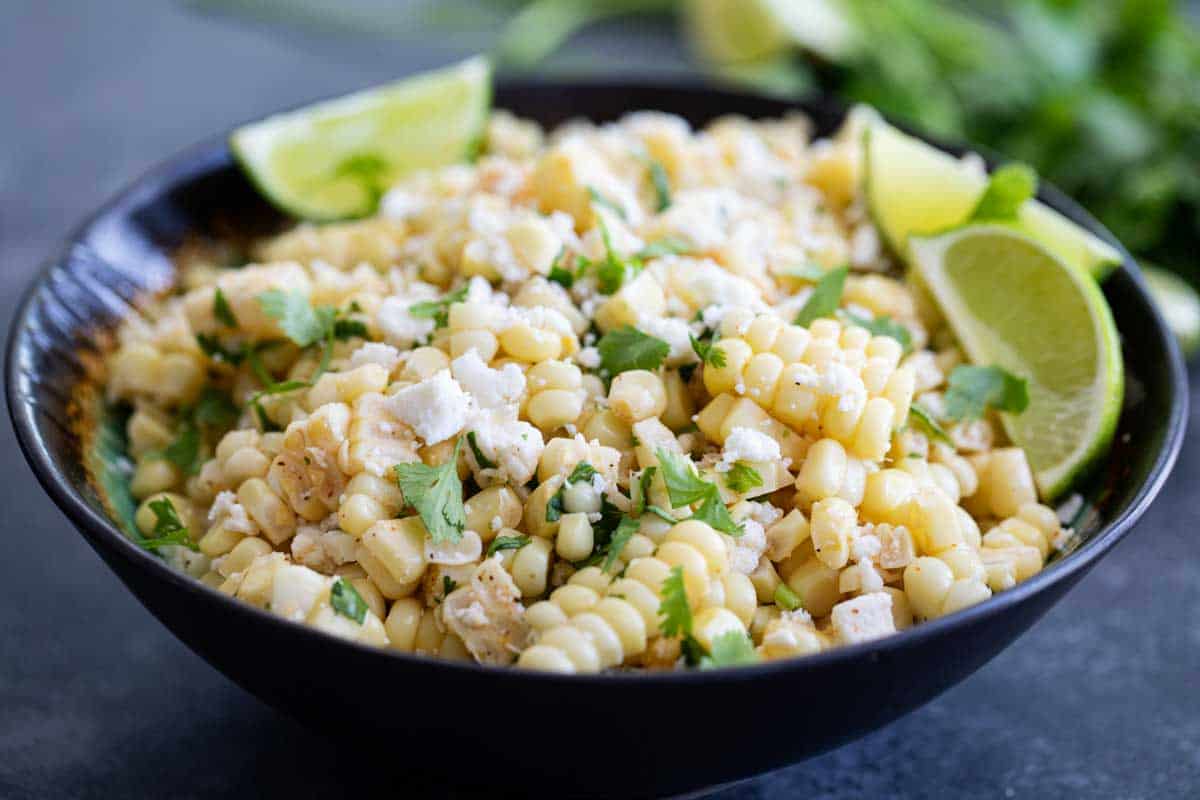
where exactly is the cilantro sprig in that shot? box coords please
[330,577,368,624]
[213,288,238,328]
[655,449,742,536]
[393,438,466,544]
[699,630,760,669]
[408,285,468,329]
[138,497,198,553]
[658,565,693,639]
[908,403,953,445]
[488,534,531,556]
[596,326,669,377]
[944,365,1030,420]
[690,333,726,368]
[658,565,759,669]
[794,266,849,327]
[723,463,764,494]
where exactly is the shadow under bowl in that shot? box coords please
[6,82,1188,798]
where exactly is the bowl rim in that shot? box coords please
[6,78,1189,685]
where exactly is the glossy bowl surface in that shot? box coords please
[7,82,1187,798]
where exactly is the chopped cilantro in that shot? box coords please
[547,250,574,289]
[466,430,497,469]
[839,310,912,353]
[393,438,466,544]
[487,534,531,556]
[944,365,1030,420]
[969,163,1038,222]
[195,333,245,365]
[258,289,333,348]
[723,463,764,494]
[330,577,368,624]
[690,334,726,368]
[213,288,238,328]
[587,186,627,220]
[442,576,458,597]
[545,487,565,523]
[794,266,849,327]
[908,403,953,445]
[699,630,760,669]
[632,466,657,516]
[596,326,669,376]
[633,237,690,261]
[645,505,677,523]
[567,461,596,485]
[776,262,828,282]
[193,387,239,429]
[600,516,639,574]
[408,285,469,329]
[139,497,198,553]
[647,159,671,212]
[161,419,201,475]
[655,449,743,536]
[332,318,368,340]
[593,220,634,294]
[658,565,693,638]
[774,583,802,612]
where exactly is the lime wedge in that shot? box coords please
[685,0,858,64]
[865,118,1123,280]
[910,225,1124,499]
[1143,265,1200,358]
[231,56,491,221]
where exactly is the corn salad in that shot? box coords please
[100,106,1069,672]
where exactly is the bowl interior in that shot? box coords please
[9,82,1181,571]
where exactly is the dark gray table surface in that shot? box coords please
[3,2,1198,798]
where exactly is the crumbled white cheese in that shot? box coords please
[576,346,601,369]
[388,369,470,444]
[718,427,782,472]
[849,527,883,561]
[468,411,545,486]
[451,349,526,412]
[830,592,895,644]
[380,188,427,220]
[349,342,402,373]
[729,519,767,575]
[376,283,440,347]
[425,529,483,565]
[637,315,697,366]
[208,491,257,534]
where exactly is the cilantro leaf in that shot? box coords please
[466,430,497,469]
[633,237,689,261]
[969,163,1038,222]
[258,290,329,347]
[656,449,716,507]
[487,534,531,556]
[193,387,239,429]
[408,286,468,329]
[601,516,639,574]
[944,365,1030,420]
[545,487,564,523]
[139,497,198,553]
[794,266,849,327]
[723,463,764,494]
[162,419,201,475]
[690,491,743,537]
[908,403,953,445]
[645,505,677,523]
[658,565,693,638]
[195,333,245,365]
[547,250,574,289]
[690,334,727,368]
[213,288,238,328]
[647,159,671,212]
[393,438,466,544]
[330,577,368,624]
[567,461,596,484]
[592,219,635,295]
[774,583,802,612]
[333,318,368,340]
[839,310,912,353]
[632,466,657,517]
[442,576,458,597]
[597,326,669,376]
[587,186,627,220]
[699,629,760,669]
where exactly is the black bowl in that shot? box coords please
[6,82,1187,798]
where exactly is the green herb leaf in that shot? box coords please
[139,497,198,553]
[466,431,497,469]
[944,365,1030,420]
[690,491,743,537]
[487,534,531,556]
[633,237,690,261]
[690,334,727,368]
[408,285,469,329]
[645,505,678,523]
[258,290,330,347]
[601,516,639,574]
[193,388,240,429]
[330,577,368,624]
[908,403,953,445]
[333,318,368,340]
[656,449,716,508]
[699,629,760,669]
[632,466,657,517]
[442,576,458,597]
[213,288,238,328]
[658,565,693,638]
[587,186,627,220]
[547,250,575,289]
[776,262,828,282]
[723,463,764,494]
[593,220,634,295]
[597,326,669,376]
[794,266,849,327]
[567,461,596,484]
[839,310,912,353]
[162,419,201,475]
[195,333,245,365]
[647,159,671,212]
[393,438,466,544]
[774,583,802,612]
[969,163,1038,222]
[545,487,565,523]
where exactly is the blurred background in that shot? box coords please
[2,1,1199,798]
